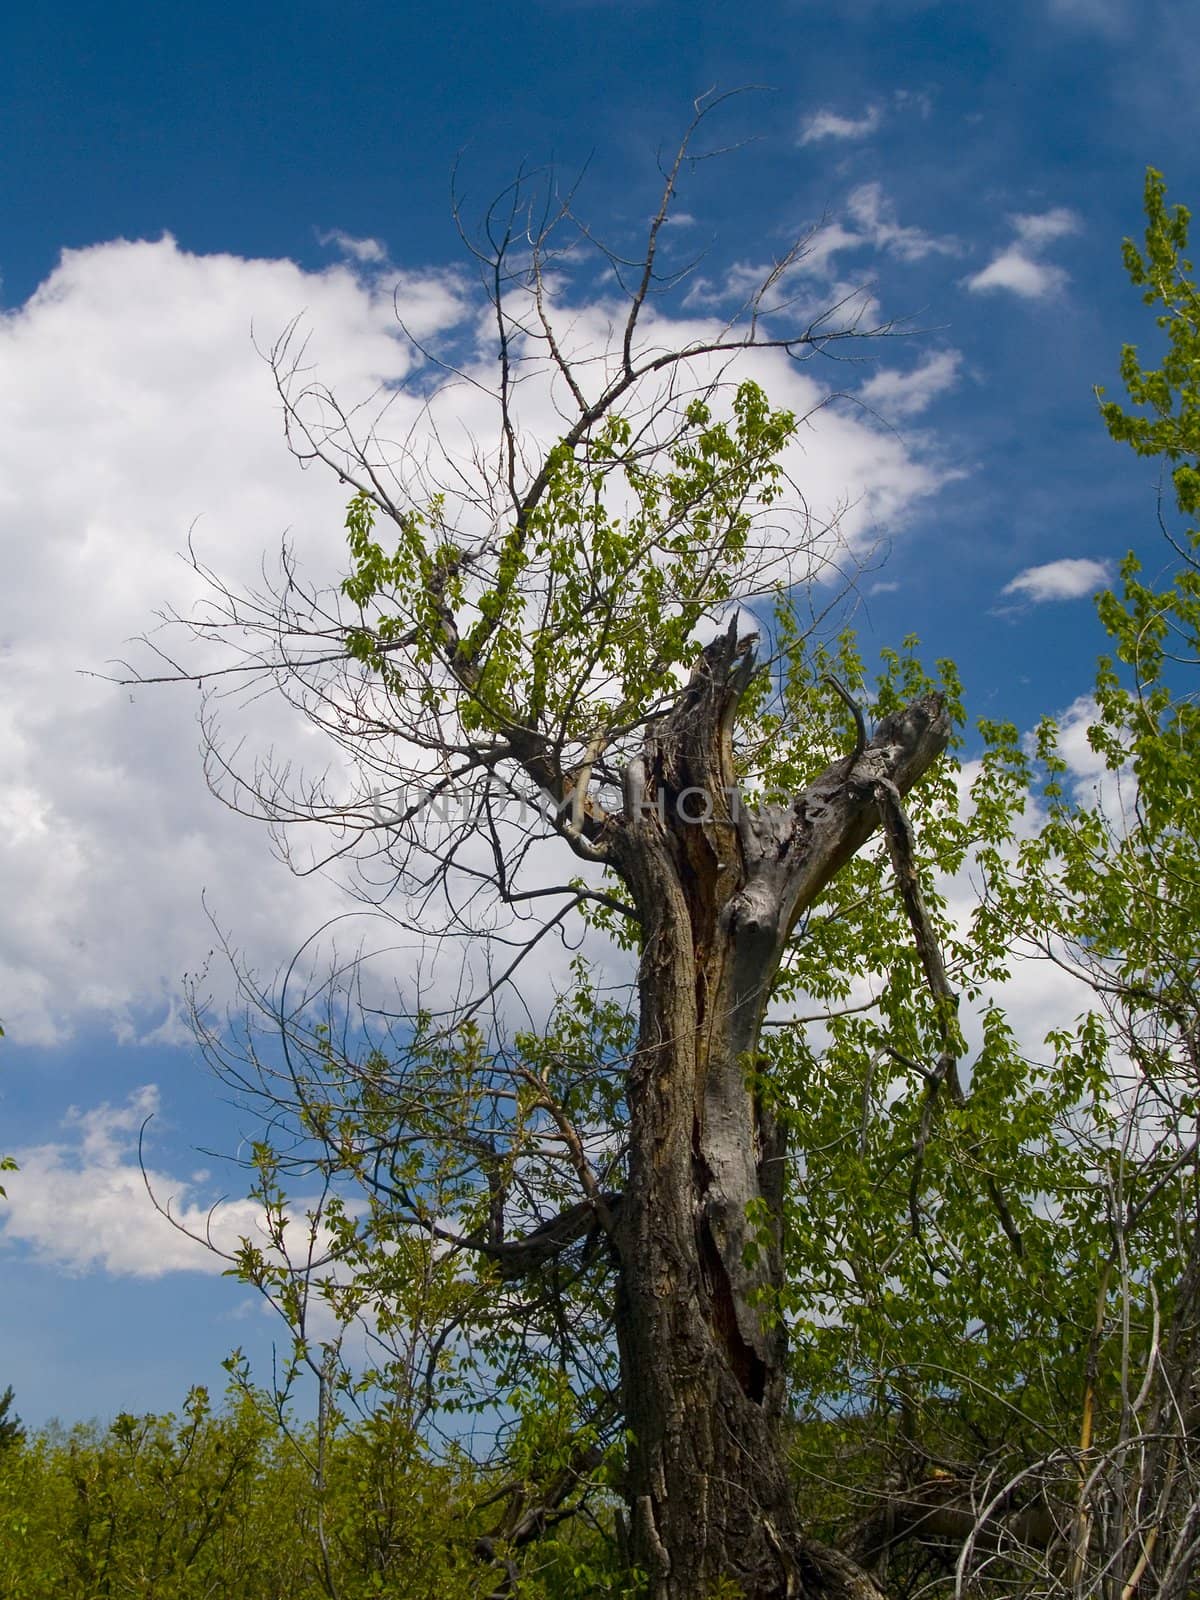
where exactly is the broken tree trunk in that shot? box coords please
[608,623,950,1600]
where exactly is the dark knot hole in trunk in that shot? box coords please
[699,1216,767,1404]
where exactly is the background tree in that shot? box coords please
[977,167,1200,1600]
[0,1388,23,1456]
[770,169,1200,1600]
[0,1386,497,1600]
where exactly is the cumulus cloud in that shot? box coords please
[1002,556,1110,602]
[965,207,1082,299]
[0,237,459,1045]
[798,104,883,145]
[0,1086,271,1275]
[0,234,955,1046]
[859,349,962,418]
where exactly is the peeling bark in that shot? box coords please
[606,622,950,1600]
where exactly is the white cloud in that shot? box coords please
[683,185,956,310]
[859,349,962,418]
[966,251,1069,299]
[0,236,468,1045]
[1,1086,360,1282]
[681,227,863,309]
[318,229,389,264]
[797,91,932,149]
[799,104,883,145]
[684,259,783,308]
[966,208,1081,299]
[1002,557,1110,602]
[846,183,960,263]
[0,234,955,1045]
[0,1087,263,1275]
[1013,207,1082,248]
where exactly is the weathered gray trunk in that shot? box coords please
[609,626,950,1600]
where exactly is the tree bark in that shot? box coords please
[608,624,950,1599]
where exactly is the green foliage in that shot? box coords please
[772,171,1200,1563]
[1098,167,1199,516]
[0,1387,634,1599]
[339,381,799,743]
[764,642,1105,1486]
[0,1388,305,1600]
[993,169,1200,1149]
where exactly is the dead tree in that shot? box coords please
[134,100,949,1599]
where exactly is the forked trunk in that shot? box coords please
[609,625,949,1599]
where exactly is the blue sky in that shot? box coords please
[1,0,1197,1428]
